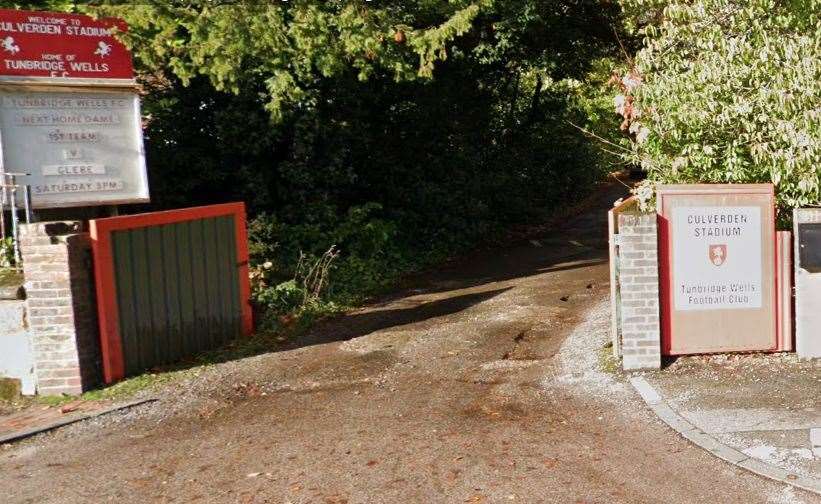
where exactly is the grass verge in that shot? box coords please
[597,343,621,375]
[0,269,23,288]
[0,304,341,411]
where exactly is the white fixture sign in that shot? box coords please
[0,88,149,208]
[672,206,762,310]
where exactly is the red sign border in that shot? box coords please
[656,183,782,355]
[0,8,134,84]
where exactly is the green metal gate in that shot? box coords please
[90,203,252,383]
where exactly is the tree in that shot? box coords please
[93,1,490,122]
[85,0,624,217]
[0,1,74,10]
[81,1,626,303]
[616,0,820,216]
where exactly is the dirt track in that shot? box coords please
[1,184,815,503]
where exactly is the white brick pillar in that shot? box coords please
[19,221,101,396]
[617,212,661,370]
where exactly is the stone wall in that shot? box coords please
[617,211,661,370]
[19,221,100,396]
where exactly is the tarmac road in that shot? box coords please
[1,183,816,504]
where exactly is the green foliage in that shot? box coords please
[618,0,821,218]
[0,377,20,401]
[248,202,408,313]
[0,237,16,269]
[0,268,23,288]
[92,1,490,122]
[0,0,75,10]
[597,343,621,375]
[252,279,306,318]
[91,1,624,121]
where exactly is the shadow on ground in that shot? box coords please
[297,286,513,347]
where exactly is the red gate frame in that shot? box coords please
[656,184,783,355]
[89,203,253,383]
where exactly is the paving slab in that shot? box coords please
[679,407,821,434]
[631,376,821,496]
[0,398,155,444]
[635,353,821,493]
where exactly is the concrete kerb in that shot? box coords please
[812,429,821,459]
[629,376,821,496]
[0,398,156,445]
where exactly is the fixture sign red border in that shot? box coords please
[656,184,781,355]
[0,8,133,81]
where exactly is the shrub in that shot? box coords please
[248,203,407,317]
[617,0,820,219]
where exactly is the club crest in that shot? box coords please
[709,244,727,266]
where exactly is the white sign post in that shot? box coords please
[0,88,148,208]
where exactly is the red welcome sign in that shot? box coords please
[0,9,133,82]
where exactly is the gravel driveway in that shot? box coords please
[1,184,815,504]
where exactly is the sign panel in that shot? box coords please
[657,185,777,355]
[0,9,133,82]
[672,206,762,310]
[0,88,149,208]
[797,223,821,273]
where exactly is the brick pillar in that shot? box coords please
[617,211,661,370]
[19,221,100,396]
